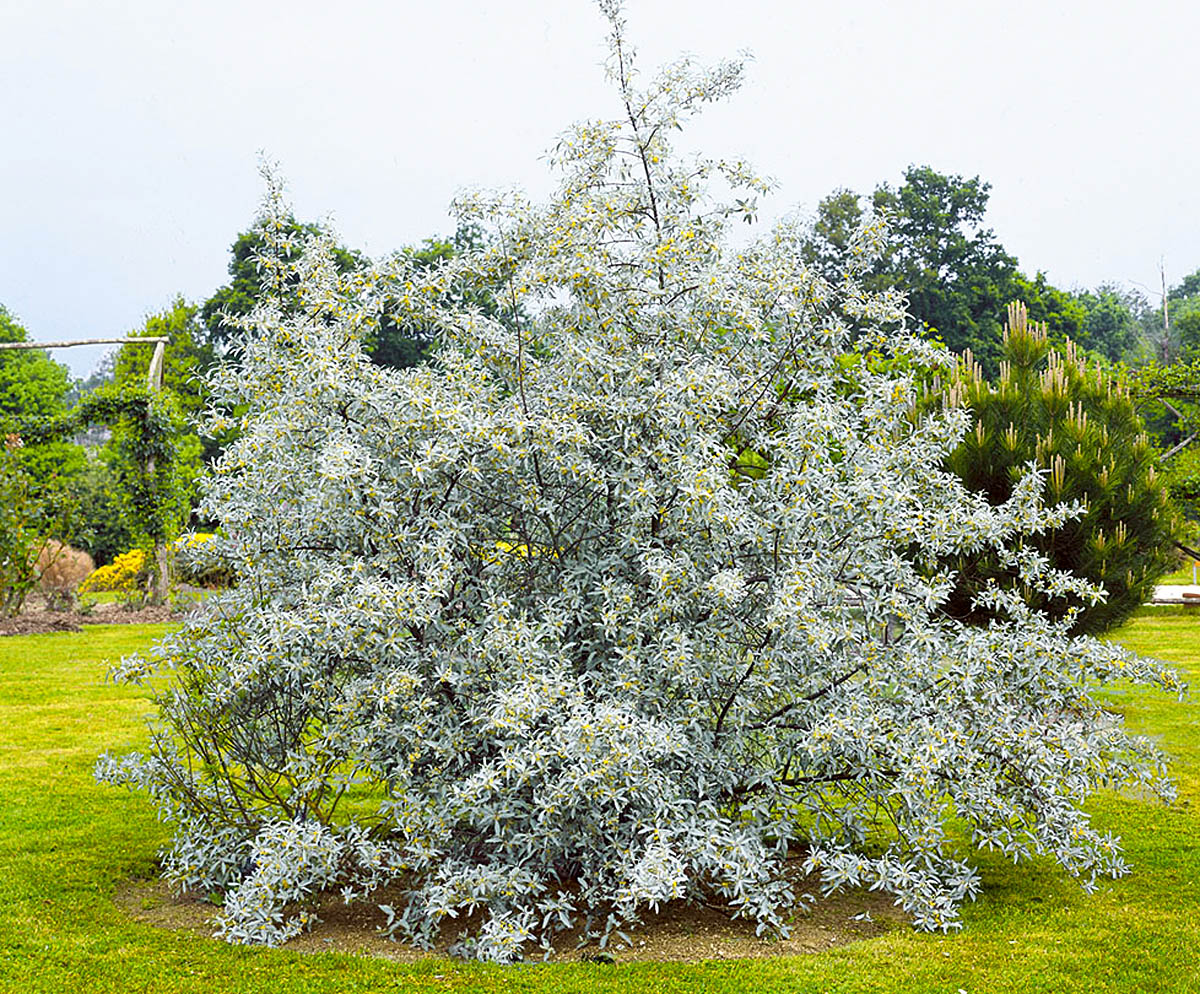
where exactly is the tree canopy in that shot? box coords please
[200,218,365,354]
[201,215,504,372]
[113,296,213,420]
[0,305,85,488]
[872,167,1018,368]
[802,170,1147,372]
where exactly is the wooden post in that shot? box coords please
[147,340,167,392]
[142,341,170,605]
[0,336,169,350]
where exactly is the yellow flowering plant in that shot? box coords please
[79,548,149,605]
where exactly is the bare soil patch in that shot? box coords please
[0,591,196,636]
[114,876,906,963]
[0,601,177,636]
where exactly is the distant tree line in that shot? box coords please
[800,165,1166,373]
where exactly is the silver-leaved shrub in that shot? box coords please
[97,1,1182,962]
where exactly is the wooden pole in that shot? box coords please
[145,338,170,603]
[0,336,169,350]
[146,340,166,392]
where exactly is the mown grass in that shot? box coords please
[2,615,1199,993]
[78,589,122,607]
[1154,560,1200,585]
[76,588,212,611]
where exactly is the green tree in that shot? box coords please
[868,166,1018,370]
[47,300,208,583]
[800,188,863,277]
[204,215,513,373]
[0,306,88,609]
[1175,311,1200,363]
[57,384,182,604]
[113,295,213,483]
[1074,284,1141,361]
[64,454,131,567]
[1170,268,1200,303]
[367,225,517,370]
[1011,271,1086,348]
[0,306,71,420]
[0,433,77,616]
[109,302,209,594]
[201,217,366,353]
[0,305,85,486]
[114,297,213,422]
[803,170,1096,373]
[803,170,1152,370]
[1126,271,1200,365]
[1128,273,1200,483]
[1169,282,1200,362]
[207,216,434,371]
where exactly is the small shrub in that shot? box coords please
[79,548,148,605]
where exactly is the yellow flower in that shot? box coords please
[79,548,148,593]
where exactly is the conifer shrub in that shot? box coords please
[929,303,1178,634]
[96,3,1183,962]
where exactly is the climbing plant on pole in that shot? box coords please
[22,383,181,603]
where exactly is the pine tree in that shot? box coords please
[933,302,1177,634]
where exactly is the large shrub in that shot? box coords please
[98,3,1181,962]
[929,302,1178,634]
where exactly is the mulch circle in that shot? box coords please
[114,876,907,963]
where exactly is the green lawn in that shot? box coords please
[1147,561,1195,585]
[1155,563,1200,585]
[2,617,1198,993]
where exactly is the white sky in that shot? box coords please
[2,0,1197,377]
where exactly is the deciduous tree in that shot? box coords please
[0,305,85,486]
[98,2,1182,962]
[803,174,1144,368]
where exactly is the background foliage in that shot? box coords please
[801,170,1157,375]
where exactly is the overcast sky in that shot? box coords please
[2,0,1197,377]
